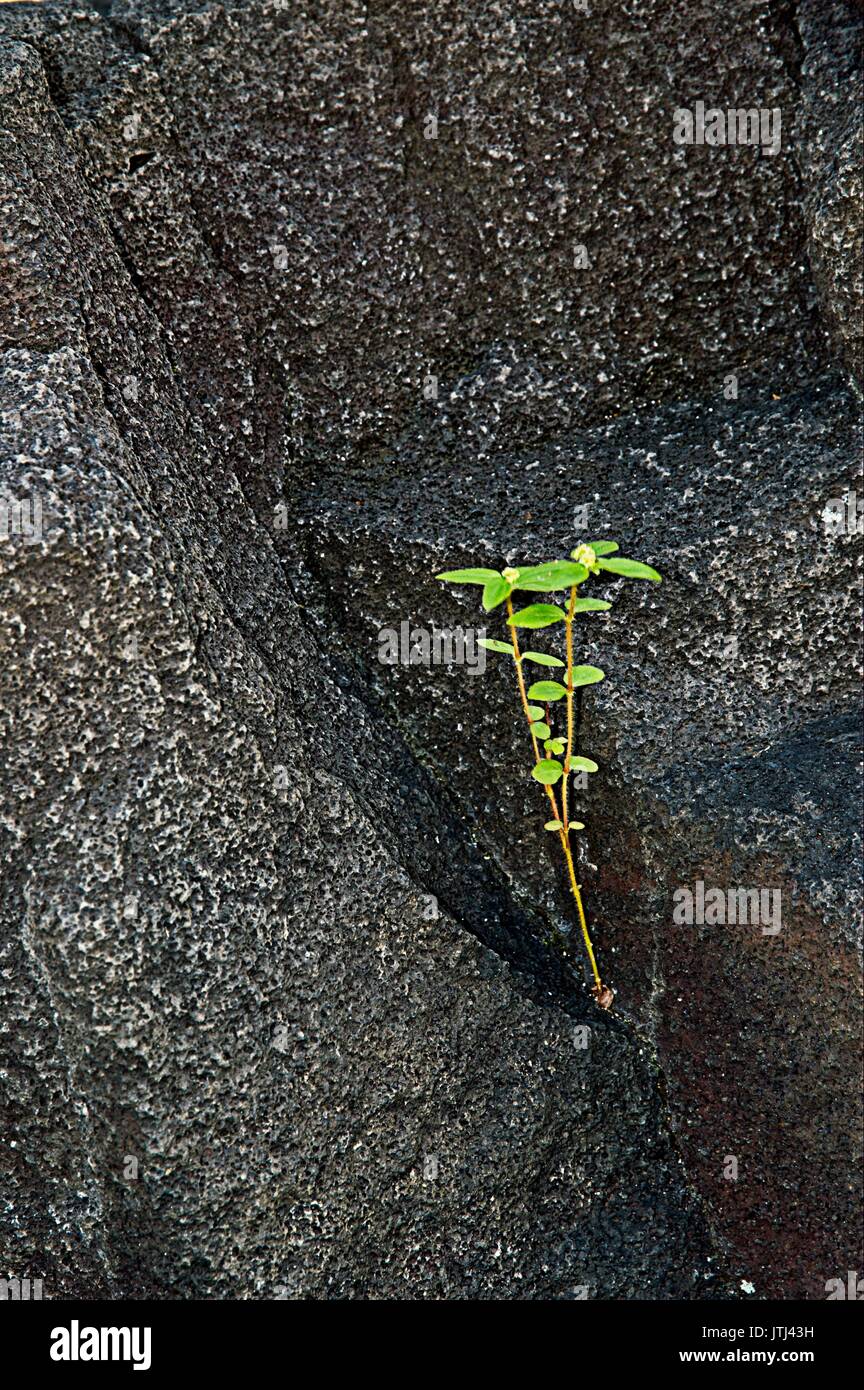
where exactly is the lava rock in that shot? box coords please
[0,0,860,1301]
[797,0,864,387]
[0,8,722,1299]
[297,375,863,1298]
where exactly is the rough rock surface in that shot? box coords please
[797,0,864,387]
[299,375,862,1298]
[0,0,861,1300]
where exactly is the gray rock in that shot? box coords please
[797,0,864,386]
[297,375,863,1298]
[12,0,831,503]
[0,342,720,1298]
[0,9,721,1301]
[0,0,860,1301]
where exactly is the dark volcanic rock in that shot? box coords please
[296,375,863,1298]
[7,0,830,504]
[0,361,719,1304]
[797,0,864,387]
[0,3,722,1301]
[0,0,861,1301]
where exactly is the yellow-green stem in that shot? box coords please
[562,583,578,832]
[558,820,602,993]
[506,593,604,998]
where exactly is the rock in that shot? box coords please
[797,0,864,386]
[0,6,720,1300]
[0,341,720,1298]
[297,375,863,1298]
[10,0,830,504]
[0,0,860,1300]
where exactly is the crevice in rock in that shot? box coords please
[279,557,613,1024]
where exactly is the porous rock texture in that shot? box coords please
[0,0,861,1300]
[797,0,864,387]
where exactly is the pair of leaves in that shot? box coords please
[531,755,599,786]
[437,560,592,614]
[434,568,510,612]
[477,639,565,669]
[437,559,604,615]
[507,598,615,629]
[544,819,585,832]
[527,668,604,702]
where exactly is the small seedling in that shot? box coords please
[436,542,662,1009]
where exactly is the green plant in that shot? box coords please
[436,542,662,1009]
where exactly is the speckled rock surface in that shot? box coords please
[797,0,864,387]
[0,0,861,1300]
[5,0,832,505]
[297,374,863,1298]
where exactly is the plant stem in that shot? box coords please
[558,818,603,996]
[562,583,578,832]
[509,606,541,765]
[506,592,609,1006]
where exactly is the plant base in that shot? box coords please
[593,982,615,1010]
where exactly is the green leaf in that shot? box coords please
[478,638,516,655]
[569,756,599,773]
[586,541,619,556]
[544,738,566,754]
[527,679,568,702]
[522,650,565,667]
[482,576,511,611]
[512,561,589,591]
[532,759,563,786]
[530,720,551,740]
[572,598,611,613]
[527,705,544,721]
[543,820,563,831]
[436,568,503,585]
[596,557,662,582]
[568,821,585,831]
[507,603,566,629]
[570,665,605,687]
[509,578,558,592]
